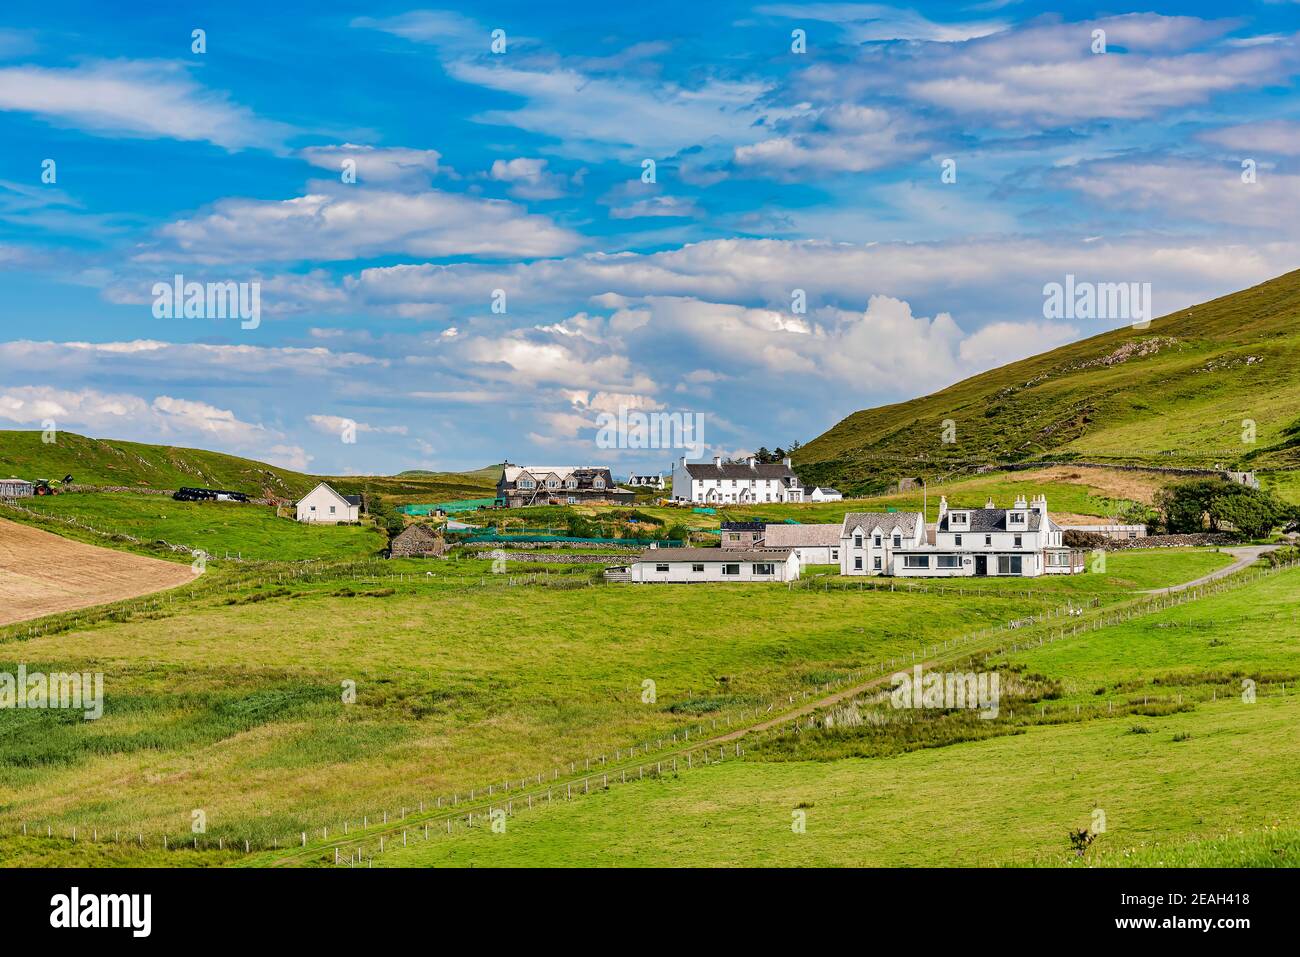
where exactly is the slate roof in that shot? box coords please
[720,521,765,532]
[762,523,843,547]
[683,461,796,480]
[938,508,1043,532]
[634,547,793,563]
[343,495,362,507]
[841,512,923,536]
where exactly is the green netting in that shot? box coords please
[461,532,685,546]
[399,498,502,515]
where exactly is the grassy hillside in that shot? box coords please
[369,564,1300,868]
[796,269,1300,493]
[0,549,1223,864]
[0,429,496,501]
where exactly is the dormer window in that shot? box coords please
[547,479,560,488]
[1010,512,1024,523]
[951,512,967,524]
[520,479,534,489]
[593,478,605,489]
[566,478,577,489]
[892,534,901,547]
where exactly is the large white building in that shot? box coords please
[627,547,800,583]
[295,482,361,524]
[838,494,1083,577]
[670,455,803,504]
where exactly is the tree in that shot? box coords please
[1155,479,1289,539]
[755,446,772,464]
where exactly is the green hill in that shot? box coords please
[795,268,1300,493]
[0,430,496,501]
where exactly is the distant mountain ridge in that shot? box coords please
[794,268,1300,494]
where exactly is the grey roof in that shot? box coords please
[841,512,922,536]
[634,547,793,563]
[683,461,796,480]
[762,523,843,547]
[814,487,841,494]
[343,494,363,506]
[720,521,765,532]
[939,508,1042,532]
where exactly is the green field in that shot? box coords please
[11,491,387,562]
[795,268,1300,491]
[0,548,1233,865]
[0,429,497,502]
[361,565,1300,867]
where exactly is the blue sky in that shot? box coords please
[0,1,1297,476]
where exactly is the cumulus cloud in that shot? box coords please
[306,413,408,436]
[146,186,580,263]
[299,144,450,185]
[486,158,575,200]
[0,60,288,150]
[0,385,310,469]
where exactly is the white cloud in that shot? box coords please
[487,158,573,200]
[734,104,924,176]
[1199,120,1300,156]
[0,60,287,150]
[757,3,1008,42]
[147,186,580,263]
[299,144,449,185]
[306,413,408,436]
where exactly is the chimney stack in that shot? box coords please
[782,456,792,468]
[747,455,757,469]
[937,495,948,520]
[713,455,722,468]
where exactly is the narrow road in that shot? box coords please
[1143,545,1277,595]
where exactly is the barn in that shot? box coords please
[0,478,34,499]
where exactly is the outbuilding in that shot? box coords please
[629,547,800,583]
[0,478,34,498]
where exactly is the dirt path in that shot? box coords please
[1143,545,1277,595]
[0,517,196,627]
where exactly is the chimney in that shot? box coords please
[985,497,995,509]
[782,456,791,468]
[714,455,722,468]
[1013,494,1028,510]
[747,455,757,469]
[937,495,948,520]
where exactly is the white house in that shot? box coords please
[808,487,842,502]
[670,455,803,504]
[839,511,926,576]
[628,547,800,583]
[295,482,361,524]
[887,495,1083,577]
[626,473,665,490]
[762,524,842,566]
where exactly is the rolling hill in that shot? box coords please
[0,430,496,502]
[795,268,1300,494]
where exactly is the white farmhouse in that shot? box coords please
[839,511,926,576]
[893,495,1082,577]
[670,455,803,504]
[808,487,842,502]
[628,547,800,583]
[295,482,361,524]
[626,473,665,490]
[762,524,842,566]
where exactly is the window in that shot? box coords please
[892,534,901,547]
[309,505,316,511]
[520,480,534,489]
[954,534,962,547]
[1013,534,1022,548]
[904,555,929,568]
[691,563,705,573]
[547,479,559,489]
[874,534,882,547]
[655,563,670,573]
[854,534,863,547]
[329,506,336,514]
[722,564,740,576]
[854,557,863,570]
[566,478,577,489]
[937,555,961,569]
[873,557,882,570]
[593,478,605,489]
[753,563,775,575]
[1010,512,1024,524]
[997,556,1023,575]
[984,535,992,547]
[831,549,839,561]
[951,512,967,524]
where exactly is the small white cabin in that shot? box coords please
[295,483,360,524]
[629,547,800,583]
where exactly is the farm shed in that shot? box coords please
[0,478,34,498]
[629,547,799,583]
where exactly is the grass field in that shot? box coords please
[11,491,387,562]
[0,429,497,503]
[0,548,1231,865]
[363,565,1300,867]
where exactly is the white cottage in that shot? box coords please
[670,455,802,504]
[295,483,361,524]
[891,495,1083,577]
[762,524,842,566]
[808,487,842,502]
[838,511,926,576]
[629,547,800,583]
